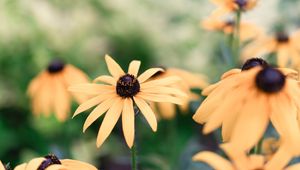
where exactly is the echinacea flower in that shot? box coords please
[202,17,261,42]
[28,59,90,121]
[69,55,186,148]
[149,67,208,119]
[14,154,97,170]
[210,0,258,17]
[193,58,300,154]
[193,144,299,170]
[242,30,300,67]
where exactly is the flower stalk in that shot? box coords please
[131,142,138,170]
[232,9,242,64]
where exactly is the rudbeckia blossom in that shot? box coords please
[69,55,186,148]
[149,68,208,119]
[14,154,97,170]
[193,144,300,170]
[242,30,300,67]
[210,0,258,17]
[193,58,300,153]
[28,59,89,121]
[202,17,261,42]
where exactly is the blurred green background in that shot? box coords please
[0,0,298,169]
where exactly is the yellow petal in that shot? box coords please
[201,82,220,96]
[93,75,116,85]
[156,102,176,119]
[141,76,181,89]
[141,86,187,97]
[133,97,157,131]
[222,115,237,142]
[68,84,114,95]
[128,60,141,77]
[96,98,123,148]
[192,151,234,170]
[122,98,135,148]
[14,163,27,170]
[248,155,265,170]
[230,93,269,152]
[45,165,66,170]
[53,76,71,121]
[83,97,117,132]
[277,45,290,67]
[286,163,300,170]
[105,54,125,79]
[73,93,116,118]
[137,68,164,83]
[137,93,184,105]
[265,144,293,170]
[221,69,241,79]
[25,158,45,170]
[61,159,97,170]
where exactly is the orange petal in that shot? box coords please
[93,75,116,85]
[133,97,157,131]
[128,60,141,77]
[105,55,125,79]
[138,68,164,83]
[122,98,135,148]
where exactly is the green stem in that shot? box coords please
[232,9,242,65]
[254,139,263,154]
[131,142,138,170]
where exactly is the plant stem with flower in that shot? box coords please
[232,9,242,65]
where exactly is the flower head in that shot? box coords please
[69,55,186,148]
[14,154,97,170]
[210,0,258,17]
[193,58,300,153]
[242,30,300,67]
[27,59,90,121]
[202,17,262,42]
[149,67,208,119]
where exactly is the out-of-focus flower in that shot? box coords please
[193,58,300,154]
[242,30,300,67]
[69,55,186,148]
[14,154,97,170]
[193,144,299,170]
[202,17,262,42]
[27,59,90,122]
[210,0,258,17]
[149,68,208,119]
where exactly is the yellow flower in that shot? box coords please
[242,30,300,67]
[14,154,97,170]
[202,17,262,42]
[69,55,186,148]
[210,0,258,17]
[149,68,208,119]
[28,59,90,121]
[193,58,300,153]
[193,144,300,170]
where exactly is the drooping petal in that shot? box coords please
[83,97,117,132]
[93,75,116,85]
[157,102,176,119]
[192,152,234,170]
[128,60,141,77]
[137,68,164,83]
[230,93,269,152]
[133,97,157,131]
[96,98,123,147]
[53,75,71,121]
[122,98,135,148]
[73,93,117,118]
[105,55,125,79]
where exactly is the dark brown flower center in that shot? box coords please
[276,32,289,43]
[235,0,247,9]
[116,74,140,98]
[225,20,235,27]
[255,67,285,93]
[38,154,61,170]
[47,59,65,74]
[242,58,268,71]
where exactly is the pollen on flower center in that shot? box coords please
[235,0,247,9]
[276,32,289,43]
[242,58,268,71]
[47,59,65,73]
[255,67,285,93]
[38,154,61,170]
[116,74,140,98]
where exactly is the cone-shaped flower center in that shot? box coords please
[116,74,140,98]
[242,58,268,71]
[38,154,61,170]
[235,0,247,9]
[276,32,289,43]
[47,60,65,73]
[255,67,285,93]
